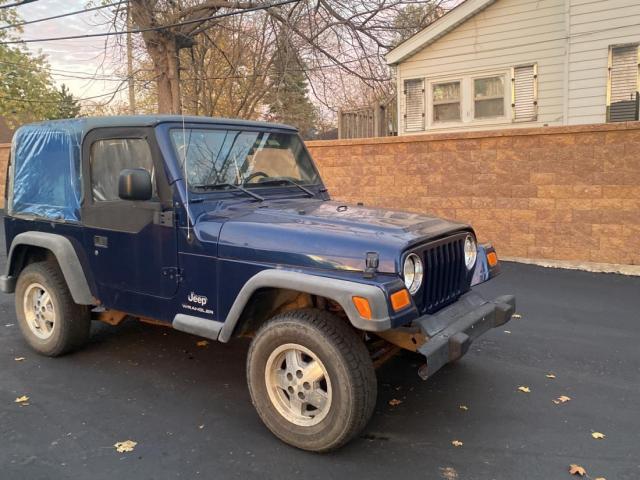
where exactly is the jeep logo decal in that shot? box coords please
[188,292,208,306]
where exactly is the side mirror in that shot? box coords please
[118,168,152,201]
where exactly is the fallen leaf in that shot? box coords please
[518,386,531,393]
[459,405,468,411]
[14,395,29,404]
[511,314,522,320]
[594,477,606,480]
[553,395,571,404]
[546,373,556,379]
[388,398,402,407]
[451,440,463,447]
[14,357,25,362]
[504,330,511,334]
[439,467,458,480]
[114,440,137,453]
[196,340,209,347]
[569,464,586,476]
[591,432,605,439]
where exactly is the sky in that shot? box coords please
[14,0,128,104]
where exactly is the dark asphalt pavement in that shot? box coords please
[1,239,639,479]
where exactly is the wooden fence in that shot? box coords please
[338,96,397,139]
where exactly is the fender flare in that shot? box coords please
[2,231,95,305]
[217,269,392,342]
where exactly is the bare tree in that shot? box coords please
[127,0,435,114]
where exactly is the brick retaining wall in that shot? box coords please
[306,123,640,266]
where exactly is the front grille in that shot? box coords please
[420,235,469,313]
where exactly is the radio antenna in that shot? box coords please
[180,97,192,242]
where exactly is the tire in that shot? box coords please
[15,260,91,357]
[247,308,377,452]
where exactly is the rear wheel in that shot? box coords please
[247,308,376,452]
[15,261,91,356]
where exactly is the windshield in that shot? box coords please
[170,128,320,190]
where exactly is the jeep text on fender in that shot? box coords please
[1,116,515,452]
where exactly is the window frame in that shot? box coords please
[472,74,508,121]
[606,43,640,123]
[431,79,463,125]
[424,69,511,129]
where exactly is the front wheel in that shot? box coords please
[247,308,377,452]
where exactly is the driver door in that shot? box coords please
[81,128,178,304]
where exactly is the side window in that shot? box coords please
[90,138,156,201]
[608,44,639,122]
[404,78,425,132]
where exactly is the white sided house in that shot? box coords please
[386,0,640,135]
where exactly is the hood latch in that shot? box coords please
[363,252,379,279]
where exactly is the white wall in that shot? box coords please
[397,0,568,134]
[567,0,640,125]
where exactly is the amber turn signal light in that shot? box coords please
[390,289,411,312]
[487,251,498,267]
[352,296,372,320]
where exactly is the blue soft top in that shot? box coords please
[9,116,297,221]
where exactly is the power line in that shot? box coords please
[0,0,37,9]
[0,1,125,31]
[0,59,129,77]
[0,0,300,45]
[0,80,129,104]
[0,53,380,81]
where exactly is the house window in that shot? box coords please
[407,66,538,130]
[432,81,461,122]
[512,64,538,121]
[608,44,639,122]
[474,76,505,119]
[404,78,425,131]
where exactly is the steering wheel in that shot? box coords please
[243,171,269,183]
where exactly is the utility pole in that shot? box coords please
[126,0,136,115]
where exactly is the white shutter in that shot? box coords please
[608,45,639,122]
[512,64,537,121]
[404,79,425,132]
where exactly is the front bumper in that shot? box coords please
[415,292,516,380]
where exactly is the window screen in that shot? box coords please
[512,65,537,121]
[474,76,505,119]
[90,138,156,201]
[404,78,425,131]
[432,81,461,122]
[608,45,639,122]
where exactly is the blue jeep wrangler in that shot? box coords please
[1,116,515,451]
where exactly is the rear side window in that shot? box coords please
[11,128,81,221]
[90,138,156,201]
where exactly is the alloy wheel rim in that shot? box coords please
[265,343,332,427]
[23,282,56,340]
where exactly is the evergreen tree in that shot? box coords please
[265,38,317,139]
[51,84,81,119]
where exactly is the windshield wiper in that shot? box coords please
[192,183,264,201]
[249,178,315,197]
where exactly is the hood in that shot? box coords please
[198,199,471,273]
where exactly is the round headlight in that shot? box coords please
[464,235,477,270]
[403,253,423,294]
